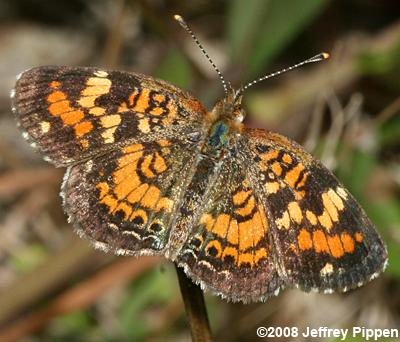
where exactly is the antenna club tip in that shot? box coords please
[173,14,188,28]
[322,52,330,59]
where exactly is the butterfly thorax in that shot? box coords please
[202,93,244,158]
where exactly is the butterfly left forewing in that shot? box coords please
[13,66,207,166]
[242,128,387,293]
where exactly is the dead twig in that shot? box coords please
[175,264,212,342]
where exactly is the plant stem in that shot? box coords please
[175,264,212,342]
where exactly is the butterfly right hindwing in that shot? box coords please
[242,128,387,293]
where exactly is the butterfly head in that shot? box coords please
[203,91,244,157]
[211,90,245,124]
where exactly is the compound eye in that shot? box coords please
[235,109,245,122]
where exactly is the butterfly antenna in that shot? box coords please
[174,14,230,95]
[235,52,330,99]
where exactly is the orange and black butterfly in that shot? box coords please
[11,15,387,302]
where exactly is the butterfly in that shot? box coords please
[11,15,387,303]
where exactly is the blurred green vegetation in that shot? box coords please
[155,50,192,90]
[228,0,330,78]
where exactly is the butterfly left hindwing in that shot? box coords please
[62,137,201,255]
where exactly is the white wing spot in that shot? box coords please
[198,260,216,271]
[40,121,51,133]
[336,186,348,200]
[85,160,93,172]
[94,70,108,77]
[320,262,334,276]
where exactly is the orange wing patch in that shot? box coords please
[47,89,85,126]
[304,188,347,231]
[355,232,363,243]
[296,228,360,258]
[96,142,174,226]
[78,76,111,114]
[264,181,280,194]
[298,228,313,251]
[276,201,304,229]
[283,163,307,200]
[45,72,182,152]
[199,191,269,267]
[256,149,308,200]
[312,230,330,253]
[212,214,230,238]
[232,190,252,205]
[75,121,93,137]
[46,72,112,149]
[340,233,355,253]
[227,219,239,245]
[118,86,179,129]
